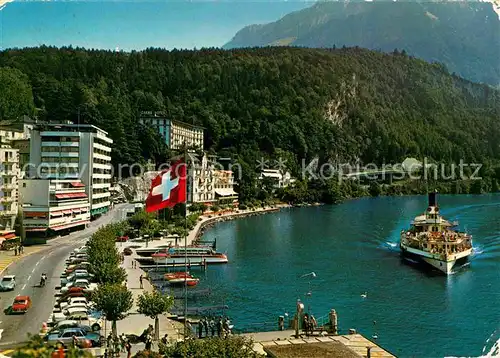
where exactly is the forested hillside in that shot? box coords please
[0,46,499,200]
[224,1,500,86]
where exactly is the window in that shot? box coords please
[23,183,26,188]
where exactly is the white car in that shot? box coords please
[60,279,98,293]
[50,308,103,332]
[0,275,16,291]
[60,272,94,286]
[59,297,89,310]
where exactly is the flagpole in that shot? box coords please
[183,143,188,340]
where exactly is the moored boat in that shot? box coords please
[167,277,200,286]
[400,191,473,274]
[152,247,228,265]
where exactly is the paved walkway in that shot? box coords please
[101,255,184,356]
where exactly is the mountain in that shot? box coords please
[1,46,499,199]
[223,1,500,86]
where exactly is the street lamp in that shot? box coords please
[300,272,316,314]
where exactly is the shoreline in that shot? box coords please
[184,204,292,246]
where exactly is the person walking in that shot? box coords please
[210,319,215,336]
[145,333,152,351]
[125,341,132,358]
[198,319,203,339]
[139,274,143,289]
[216,318,222,337]
[14,246,17,256]
[203,318,209,337]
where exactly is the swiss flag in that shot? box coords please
[145,160,187,213]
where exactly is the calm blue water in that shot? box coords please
[169,195,500,357]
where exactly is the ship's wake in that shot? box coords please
[445,330,500,358]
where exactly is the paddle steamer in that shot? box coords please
[400,192,472,274]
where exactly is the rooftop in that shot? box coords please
[34,123,109,135]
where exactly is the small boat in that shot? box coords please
[152,246,228,265]
[168,277,200,286]
[164,271,191,280]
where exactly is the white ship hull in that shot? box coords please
[400,244,472,274]
[152,256,228,265]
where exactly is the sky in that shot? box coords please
[0,0,312,51]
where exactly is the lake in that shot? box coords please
[171,194,500,357]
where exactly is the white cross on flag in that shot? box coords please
[145,160,187,212]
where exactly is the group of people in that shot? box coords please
[105,333,132,358]
[302,313,318,335]
[195,316,232,339]
[14,244,24,256]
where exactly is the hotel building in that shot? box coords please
[187,153,238,206]
[19,179,90,233]
[28,123,113,217]
[139,112,204,150]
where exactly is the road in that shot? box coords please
[0,203,133,348]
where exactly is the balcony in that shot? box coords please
[42,152,79,158]
[1,184,16,190]
[0,197,14,202]
[42,141,80,147]
[93,153,111,162]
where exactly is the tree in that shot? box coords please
[86,225,126,284]
[92,284,133,338]
[158,336,262,358]
[368,182,382,197]
[137,290,174,340]
[0,67,35,120]
[14,209,26,245]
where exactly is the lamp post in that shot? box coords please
[300,272,316,314]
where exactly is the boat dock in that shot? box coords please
[242,330,395,358]
[140,261,208,271]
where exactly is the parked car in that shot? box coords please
[0,275,16,291]
[50,308,103,331]
[60,279,97,293]
[46,327,102,347]
[60,272,94,286]
[11,295,32,313]
[64,263,91,275]
[116,236,129,242]
[58,297,89,310]
[47,320,93,335]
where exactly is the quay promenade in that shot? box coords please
[242,330,395,357]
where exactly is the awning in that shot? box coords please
[55,192,87,199]
[214,189,238,197]
[70,182,85,188]
[51,220,89,231]
[25,212,48,218]
[63,210,73,215]
[1,233,16,240]
[50,211,64,217]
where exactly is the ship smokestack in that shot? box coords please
[428,190,437,207]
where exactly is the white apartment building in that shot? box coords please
[0,144,20,230]
[139,112,204,150]
[19,179,90,233]
[29,124,113,218]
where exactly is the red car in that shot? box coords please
[115,236,129,242]
[12,295,32,313]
